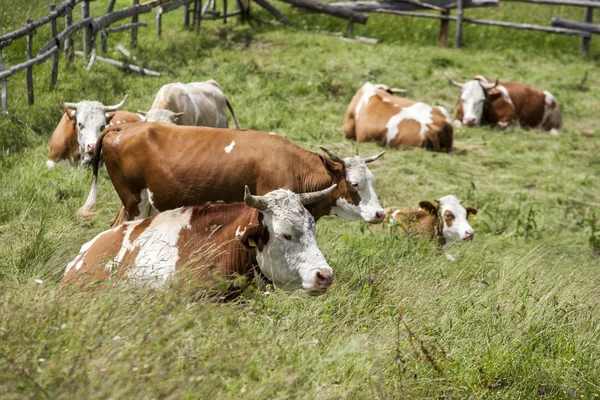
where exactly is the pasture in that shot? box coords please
[1,0,600,398]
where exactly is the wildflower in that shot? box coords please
[35,279,44,285]
[369,278,375,283]
[538,386,546,395]
[38,358,45,363]
[473,384,477,388]
[362,327,367,331]
[60,324,67,329]
[51,326,59,331]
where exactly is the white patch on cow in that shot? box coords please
[460,81,486,125]
[235,226,246,237]
[46,160,56,169]
[355,82,379,122]
[385,102,433,144]
[269,132,276,135]
[495,85,515,111]
[540,91,561,134]
[437,106,451,123]
[147,189,156,209]
[382,98,391,103]
[137,189,157,220]
[65,226,119,275]
[438,195,474,245]
[113,134,121,146]
[549,128,559,136]
[497,121,510,129]
[224,140,235,153]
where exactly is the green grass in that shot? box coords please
[1,0,600,398]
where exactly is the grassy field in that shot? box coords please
[1,0,600,398]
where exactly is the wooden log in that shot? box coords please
[74,51,160,76]
[224,0,228,24]
[582,7,593,57]
[0,0,78,43]
[503,0,600,8]
[196,0,203,32]
[160,0,195,13]
[276,0,369,23]
[108,0,117,12]
[329,0,496,12]
[439,9,449,47]
[39,17,93,54]
[132,0,140,48]
[0,47,58,80]
[184,3,190,27]
[26,20,34,105]
[83,0,91,58]
[0,50,6,111]
[105,22,148,33]
[253,0,291,24]
[455,0,464,47]
[50,5,59,89]
[370,9,592,36]
[552,17,600,33]
[64,5,74,66]
[93,2,155,31]
[157,6,163,36]
[116,44,139,62]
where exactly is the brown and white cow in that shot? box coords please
[343,82,454,153]
[149,80,240,128]
[60,96,128,164]
[63,186,336,297]
[385,195,477,260]
[47,112,78,169]
[446,74,563,135]
[77,123,386,225]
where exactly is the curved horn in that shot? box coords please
[319,146,345,165]
[298,184,337,205]
[104,95,128,112]
[444,72,464,89]
[60,97,78,110]
[137,110,148,116]
[363,151,385,164]
[480,77,499,90]
[389,88,407,94]
[244,185,268,211]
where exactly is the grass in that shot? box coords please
[1,0,600,398]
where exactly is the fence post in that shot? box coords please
[224,0,228,24]
[50,4,59,89]
[582,6,593,57]
[195,0,202,33]
[455,0,464,48]
[26,19,34,105]
[82,0,91,58]
[131,0,139,48]
[107,0,117,12]
[184,3,190,27]
[64,3,74,66]
[157,6,163,37]
[439,10,449,47]
[0,50,6,111]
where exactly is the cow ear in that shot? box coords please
[320,154,343,176]
[241,224,265,251]
[65,109,76,120]
[419,201,438,215]
[105,112,115,123]
[487,90,502,101]
[465,206,477,216]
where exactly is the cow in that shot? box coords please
[343,82,454,153]
[60,95,128,164]
[63,186,336,298]
[47,112,78,169]
[107,110,144,126]
[76,123,386,226]
[385,195,477,261]
[446,74,563,135]
[149,80,240,128]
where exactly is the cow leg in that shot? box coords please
[110,203,127,227]
[136,189,153,220]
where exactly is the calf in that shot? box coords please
[63,186,336,297]
[343,82,453,152]
[385,195,477,259]
[150,80,240,128]
[77,123,386,226]
[446,74,562,134]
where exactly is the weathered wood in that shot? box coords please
[0,47,58,80]
[157,6,163,36]
[116,45,139,62]
[184,3,190,27]
[75,51,161,76]
[93,1,156,31]
[0,50,7,111]
[503,0,600,7]
[105,22,148,33]
[329,0,496,12]
[254,0,292,24]
[552,17,600,33]
[582,7,593,57]
[0,0,78,43]
[107,0,117,12]
[455,0,464,47]
[50,5,59,89]
[26,20,34,105]
[161,0,195,13]
[132,0,140,48]
[39,16,93,54]
[83,0,91,58]
[224,0,228,24]
[439,9,449,46]
[64,6,74,65]
[196,0,203,32]
[277,0,369,23]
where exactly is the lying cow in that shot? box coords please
[446,74,562,135]
[149,80,240,128]
[385,195,476,260]
[343,82,453,153]
[77,123,386,226]
[63,186,335,297]
[59,96,128,165]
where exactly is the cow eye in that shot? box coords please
[78,123,84,129]
[282,234,292,241]
[351,182,359,189]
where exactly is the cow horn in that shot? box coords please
[445,72,464,88]
[389,88,407,94]
[104,95,128,112]
[363,151,385,164]
[244,185,268,211]
[480,77,499,90]
[319,146,345,165]
[298,184,337,205]
[60,97,78,110]
[137,110,148,116]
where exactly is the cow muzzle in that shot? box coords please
[306,268,334,296]
[86,143,96,154]
[463,116,477,127]
[463,230,475,241]
[370,210,386,224]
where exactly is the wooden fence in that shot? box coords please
[0,0,247,111]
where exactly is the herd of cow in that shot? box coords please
[49,75,562,298]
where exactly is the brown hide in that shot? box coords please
[99,123,353,222]
[384,205,439,240]
[62,203,263,296]
[343,85,453,152]
[107,110,143,125]
[47,112,78,165]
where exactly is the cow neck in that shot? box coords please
[435,210,446,246]
[301,154,343,221]
[250,252,273,286]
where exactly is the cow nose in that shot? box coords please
[463,117,476,126]
[371,210,386,223]
[464,230,475,240]
[87,143,96,154]
[315,269,334,288]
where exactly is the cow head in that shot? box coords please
[61,96,128,164]
[446,73,500,126]
[420,195,476,245]
[242,186,335,296]
[139,109,184,124]
[320,146,386,224]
